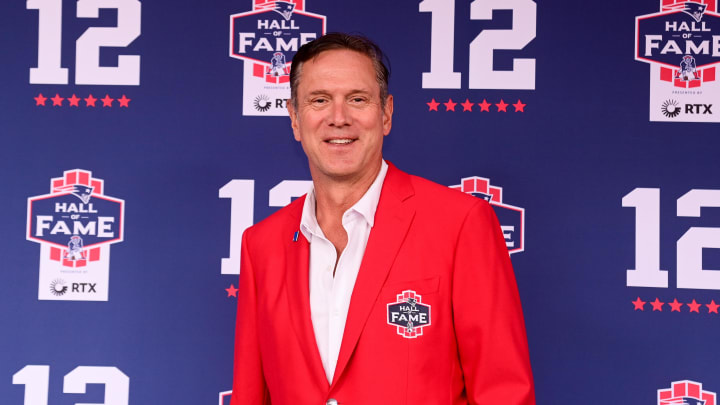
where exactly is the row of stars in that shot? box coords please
[34,93,131,108]
[632,297,720,313]
[230,287,720,316]
[228,287,720,317]
[427,98,526,112]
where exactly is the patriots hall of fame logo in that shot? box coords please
[387,290,432,339]
[229,0,327,116]
[26,169,125,301]
[658,380,716,405]
[450,176,525,255]
[635,0,720,122]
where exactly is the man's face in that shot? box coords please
[288,49,393,185]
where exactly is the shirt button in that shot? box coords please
[326,399,338,405]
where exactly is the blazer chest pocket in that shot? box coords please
[381,276,439,342]
[381,275,440,297]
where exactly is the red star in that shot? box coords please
[427,98,440,111]
[118,94,131,107]
[632,297,646,311]
[85,94,98,107]
[650,298,664,311]
[478,99,491,112]
[226,284,238,297]
[496,99,508,112]
[101,94,114,107]
[707,300,719,314]
[687,299,701,313]
[34,93,48,106]
[461,99,474,112]
[513,99,526,112]
[668,299,683,312]
[444,98,457,111]
[67,94,80,107]
[51,93,64,106]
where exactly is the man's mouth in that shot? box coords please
[326,139,355,144]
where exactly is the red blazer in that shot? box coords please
[231,163,535,405]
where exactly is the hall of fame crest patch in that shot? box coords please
[387,290,431,339]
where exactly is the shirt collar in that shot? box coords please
[300,160,388,240]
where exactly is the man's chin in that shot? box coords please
[310,158,382,185]
[321,168,360,181]
[313,163,364,182]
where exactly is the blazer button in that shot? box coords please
[326,399,338,405]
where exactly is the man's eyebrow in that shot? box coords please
[305,89,372,97]
[307,90,330,97]
[348,89,372,96]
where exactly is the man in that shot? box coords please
[231,33,535,405]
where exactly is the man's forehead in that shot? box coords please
[296,50,378,94]
[308,48,372,64]
[301,49,375,75]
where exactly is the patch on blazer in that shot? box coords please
[387,290,431,338]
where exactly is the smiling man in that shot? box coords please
[230,33,535,405]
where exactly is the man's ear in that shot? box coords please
[287,99,301,141]
[382,94,394,136]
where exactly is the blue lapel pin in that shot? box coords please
[293,231,299,242]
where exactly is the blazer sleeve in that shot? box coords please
[452,201,535,405]
[230,228,270,405]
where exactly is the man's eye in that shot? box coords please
[350,97,367,103]
[312,98,328,105]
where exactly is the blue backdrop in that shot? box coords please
[3,0,720,403]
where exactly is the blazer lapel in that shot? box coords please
[284,196,328,388]
[332,164,416,386]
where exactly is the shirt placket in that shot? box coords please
[324,240,339,378]
[328,211,362,380]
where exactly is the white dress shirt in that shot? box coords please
[299,160,388,383]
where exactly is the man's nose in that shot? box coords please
[328,101,351,126]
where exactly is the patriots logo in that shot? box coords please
[69,185,94,204]
[660,397,706,405]
[676,55,699,81]
[268,52,288,76]
[683,1,708,22]
[64,235,86,260]
[54,184,94,204]
[273,1,295,20]
[469,191,493,202]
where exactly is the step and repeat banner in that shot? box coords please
[2,0,720,403]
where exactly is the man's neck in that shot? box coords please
[311,160,383,258]
[312,161,382,223]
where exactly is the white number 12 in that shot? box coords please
[13,365,129,405]
[27,0,141,85]
[219,180,312,275]
[419,0,536,89]
[623,188,720,289]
